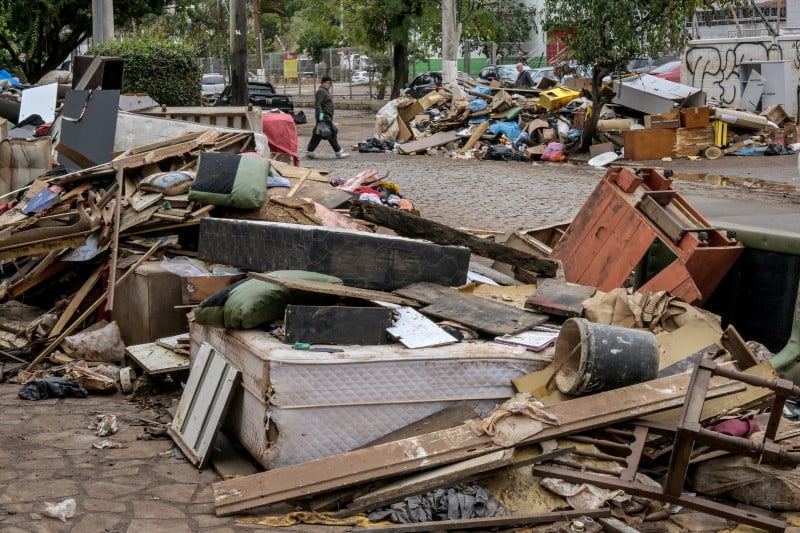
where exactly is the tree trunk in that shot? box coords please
[392,42,409,99]
[229,0,248,106]
[441,0,460,85]
[579,67,614,152]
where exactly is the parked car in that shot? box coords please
[201,73,226,101]
[529,67,558,86]
[649,59,682,83]
[214,81,295,116]
[477,64,531,86]
[351,70,370,84]
[403,71,475,99]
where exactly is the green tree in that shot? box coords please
[544,0,700,151]
[0,0,167,83]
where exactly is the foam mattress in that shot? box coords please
[190,322,551,468]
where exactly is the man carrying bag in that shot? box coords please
[305,76,349,159]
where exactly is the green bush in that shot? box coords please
[90,37,202,106]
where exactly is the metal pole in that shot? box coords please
[92,0,104,44]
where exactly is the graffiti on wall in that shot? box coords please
[686,38,800,114]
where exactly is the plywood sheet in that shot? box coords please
[385,306,458,349]
[284,305,393,345]
[126,342,190,374]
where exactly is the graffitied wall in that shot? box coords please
[685,37,800,118]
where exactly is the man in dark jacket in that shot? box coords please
[305,76,349,159]
[515,63,534,88]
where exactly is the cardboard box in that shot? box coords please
[181,274,245,305]
[113,261,189,345]
[681,106,710,128]
[760,104,793,126]
[398,101,424,124]
[623,129,676,160]
[644,111,680,129]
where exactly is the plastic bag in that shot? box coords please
[18,377,88,401]
[541,142,567,162]
[314,121,332,140]
[62,321,126,363]
[96,414,119,436]
[43,498,76,522]
[160,256,209,277]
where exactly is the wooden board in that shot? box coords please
[126,342,190,374]
[212,370,742,515]
[210,432,260,480]
[457,121,490,154]
[284,305,393,345]
[168,343,239,468]
[181,274,245,304]
[524,278,596,317]
[385,306,459,349]
[396,130,462,155]
[249,272,420,307]
[394,282,547,336]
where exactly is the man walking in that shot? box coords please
[306,76,349,159]
[515,63,534,88]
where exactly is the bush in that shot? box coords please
[90,37,202,106]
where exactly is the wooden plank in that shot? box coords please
[8,255,69,299]
[394,282,547,336]
[720,324,759,370]
[126,342,190,374]
[168,343,240,468]
[212,371,743,515]
[524,278,596,317]
[385,306,459,349]
[457,121,490,154]
[248,272,421,307]
[350,509,612,532]
[284,305,393,345]
[49,264,104,338]
[350,200,559,277]
[396,130,461,155]
[211,432,259,480]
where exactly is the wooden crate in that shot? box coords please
[622,129,676,160]
[680,106,710,128]
[644,111,680,129]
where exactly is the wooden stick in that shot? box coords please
[105,163,125,311]
[48,264,104,339]
[24,241,162,371]
[285,168,313,198]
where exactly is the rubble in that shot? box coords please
[362,72,799,166]
[2,63,800,533]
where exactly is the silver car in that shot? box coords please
[201,73,226,101]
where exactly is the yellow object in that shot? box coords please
[537,87,580,111]
[712,120,728,147]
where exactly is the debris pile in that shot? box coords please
[364,72,799,165]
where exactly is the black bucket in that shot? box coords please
[553,318,659,395]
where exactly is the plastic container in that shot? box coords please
[553,318,659,395]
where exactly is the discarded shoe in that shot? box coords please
[336,150,350,159]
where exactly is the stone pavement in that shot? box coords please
[0,384,334,533]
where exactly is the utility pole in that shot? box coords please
[92,0,115,43]
[230,0,248,105]
[253,0,263,71]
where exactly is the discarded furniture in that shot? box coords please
[550,166,743,305]
[198,218,472,291]
[190,322,550,469]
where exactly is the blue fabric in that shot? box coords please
[468,99,487,112]
[472,86,492,96]
[488,121,522,140]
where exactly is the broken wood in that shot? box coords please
[248,272,421,307]
[720,324,759,369]
[457,121,490,154]
[24,241,162,371]
[350,200,559,278]
[212,371,743,515]
[48,264,104,338]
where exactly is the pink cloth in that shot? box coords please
[711,417,760,438]
[262,112,299,166]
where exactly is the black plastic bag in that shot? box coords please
[19,377,88,401]
[483,145,514,161]
[765,143,792,155]
[314,121,332,140]
[293,110,307,124]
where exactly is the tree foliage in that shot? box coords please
[0,0,167,83]
[544,0,704,151]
